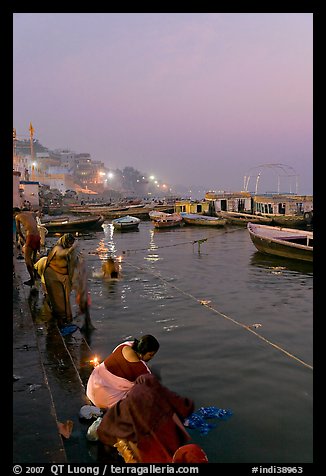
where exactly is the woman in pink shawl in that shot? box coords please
[86,335,159,409]
[97,373,195,463]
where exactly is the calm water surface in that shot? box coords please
[47,220,313,463]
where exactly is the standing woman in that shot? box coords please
[86,335,160,409]
[14,208,41,286]
[43,233,77,328]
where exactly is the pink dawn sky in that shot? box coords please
[13,13,313,195]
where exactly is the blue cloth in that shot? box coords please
[60,324,78,336]
[184,406,233,435]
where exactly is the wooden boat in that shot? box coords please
[69,204,174,219]
[217,211,273,226]
[266,214,307,229]
[149,211,183,229]
[41,215,105,234]
[247,222,313,262]
[111,215,141,231]
[180,212,226,227]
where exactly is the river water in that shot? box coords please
[46,219,313,464]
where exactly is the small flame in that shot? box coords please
[89,356,100,367]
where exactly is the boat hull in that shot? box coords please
[149,211,183,228]
[41,215,104,234]
[152,220,183,228]
[112,216,140,231]
[247,223,313,262]
[217,211,273,226]
[113,224,139,231]
[181,213,226,227]
[69,204,174,219]
[268,215,307,229]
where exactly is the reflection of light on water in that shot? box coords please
[163,325,179,332]
[149,229,158,249]
[97,224,118,262]
[96,238,109,260]
[146,229,161,262]
[120,285,131,308]
[270,266,286,275]
[145,254,160,262]
[157,319,179,332]
[103,223,114,240]
[92,270,104,278]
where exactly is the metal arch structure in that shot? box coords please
[243,163,299,195]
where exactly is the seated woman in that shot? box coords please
[102,257,120,279]
[97,373,195,463]
[86,335,160,409]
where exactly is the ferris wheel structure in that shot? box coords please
[243,163,299,195]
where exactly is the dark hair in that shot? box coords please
[132,334,160,354]
[61,233,75,248]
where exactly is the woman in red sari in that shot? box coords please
[97,373,195,463]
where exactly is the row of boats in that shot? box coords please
[39,211,228,233]
[111,211,228,230]
[147,212,313,263]
[39,210,313,263]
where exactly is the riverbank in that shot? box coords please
[13,257,97,464]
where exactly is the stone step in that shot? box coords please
[13,272,67,463]
[13,261,98,464]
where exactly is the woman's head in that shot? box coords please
[59,233,75,248]
[132,334,160,362]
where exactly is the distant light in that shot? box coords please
[149,175,155,180]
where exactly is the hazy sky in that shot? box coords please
[13,13,313,194]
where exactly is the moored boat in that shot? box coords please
[41,215,105,234]
[180,212,226,227]
[247,222,313,262]
[111,215,141,231]
[266,214,307,229]
[69,204,174,219]
[149,211,183,229]
[217,211,273,226]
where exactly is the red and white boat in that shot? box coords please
[149,211,183,229]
